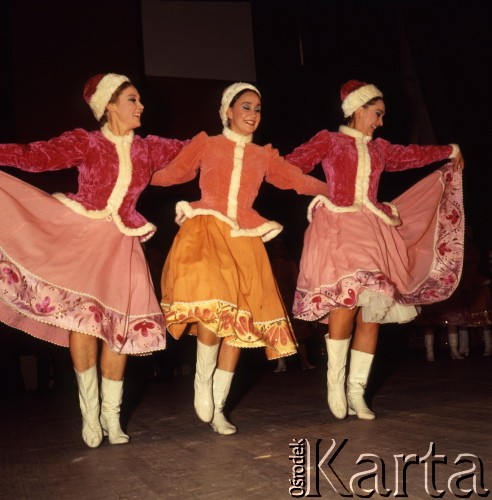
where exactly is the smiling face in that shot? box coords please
[352,98,385,136]
[226,90,261,136]
[106,84,144,135]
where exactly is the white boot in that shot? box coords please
[100,377,130,445]
[448,332,463,360]
[74,366,103,448]
[458,328,470,357]
[347,350,376,420]
[483,328,492,356]
[424,332,435,362]
[210,368,237,435]
[326,336,351,419]
[194,340,220,422]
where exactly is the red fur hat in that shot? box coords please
[83,73,130,120]
[340,79,383,118]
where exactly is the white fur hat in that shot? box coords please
[83,73,130,120]
[340,79,383,118]
[219,82,261,128]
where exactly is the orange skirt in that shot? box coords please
[160,216,297,359]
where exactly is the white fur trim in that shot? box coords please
[306,126,401,226]
[222,127,252,222]
[222,127,253,144]
[220,82,260,128]
[307,195,357,222]
[52,193,156,240]
[231,221,283,242]
[353,129,369,210]
[449,144,460,158]
[173,123,282,242]
[51,124,156,240]
[101,124,134,214]
[174,201,283,242]
[174,201,239,228]
[342,84,383,118]
[227,143,244,221]
[307,196,400,226]
[339,125,372,142]
[52,192,113,219]
[222,126,253,144]
[90,73,129,120]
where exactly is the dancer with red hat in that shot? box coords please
[286,79,465,420]
[0,73,185,447]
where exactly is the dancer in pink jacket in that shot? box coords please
[0,73,185,447]
[286,79,464,421]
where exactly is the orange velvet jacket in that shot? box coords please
[151,128,328,241]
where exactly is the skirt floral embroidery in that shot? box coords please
[160,215,297,360]
[293,164,464,324]
[416,228,491,328]
[0,170,166,354]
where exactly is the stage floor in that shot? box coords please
[1,328,490,499]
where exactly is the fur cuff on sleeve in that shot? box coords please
[449,144,460,158]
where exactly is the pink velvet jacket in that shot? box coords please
[286,125,458,226]
[0,125,184,241]
[151,128,328,241]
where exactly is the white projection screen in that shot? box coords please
[141,0,256,81]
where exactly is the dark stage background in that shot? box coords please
[2,0,491,260]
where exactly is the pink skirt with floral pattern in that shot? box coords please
[293,165,464,324]
[0,170,166,354]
